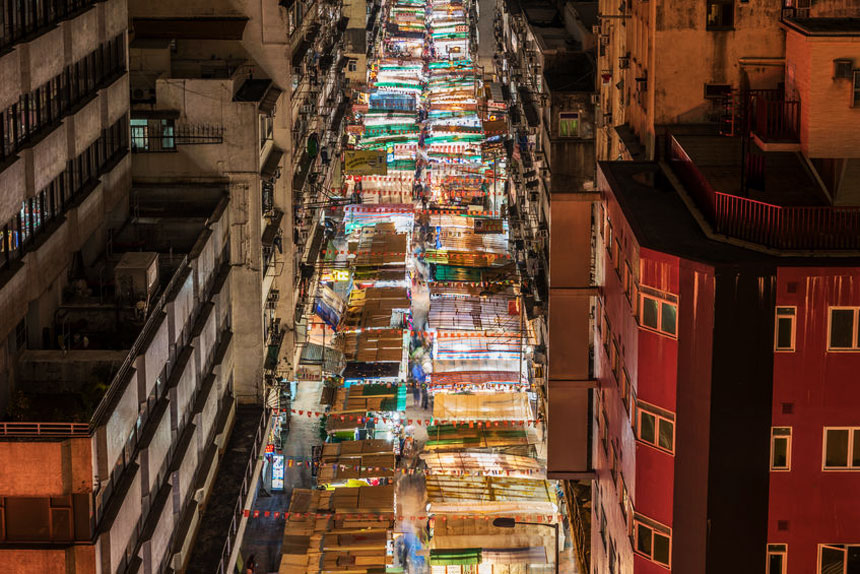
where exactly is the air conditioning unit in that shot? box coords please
[618,55,630,70]
[833,59,854,80]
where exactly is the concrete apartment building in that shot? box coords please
[127,1,297,403]
[0,180,236,574]
[342,0,382,85]
[494,2,598,571]
[594,0,860,162]
[0,0,130,415]
[125,1,349,571]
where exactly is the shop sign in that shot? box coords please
[344,150,388,175]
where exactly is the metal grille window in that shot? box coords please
[130,119,149,151]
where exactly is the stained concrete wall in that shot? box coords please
[786,27,860,159]
[0,0,132,416]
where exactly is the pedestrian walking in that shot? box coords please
[421,385,429,410]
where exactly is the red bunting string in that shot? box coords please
[241,510,563,522]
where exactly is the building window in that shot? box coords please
[827,307,860,350]
[823,427,860,470]
[852,70,860,108]
[770,427,792,471]
[818,545,860,574]
[640,293,677,337]
[704,84,732,99]
[637,402,674,454]
[160,120,175,150]
[767,544,787,574]
[130,119,149,152]
[348,59,358,72]
[774,307,796,351]
[706,0,734,29]
[634,516,671,568]
[559,112,580,137]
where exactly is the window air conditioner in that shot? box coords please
[833,59,854,80]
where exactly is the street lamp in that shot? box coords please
[492,517,559,574]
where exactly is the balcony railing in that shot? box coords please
[753,97,800,142]
[0,421,90,437]
[669,137,860,251]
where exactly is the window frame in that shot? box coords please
[822,426,860,471]
[558,111,580,138]
[774,306,796,352]
[826,307,860,351]
[770,427,792,471]
[852,70,860,108]
[706,0,735,30]
[767,543,787,574]
[639,292,678,338]
[633,515,672,568]
[636,401,675,455]
[817,544,860,574]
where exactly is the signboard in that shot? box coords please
[272,454,285,490]
[345,150,389,175]
[483,119,507,135]
[474,218,504,234]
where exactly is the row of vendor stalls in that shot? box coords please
[416,3,562,574]
[280,0,562,571]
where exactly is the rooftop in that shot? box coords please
[601,161,860,259]
[671,134,826,207]
[783,17,860,36]
[2,186,227,427]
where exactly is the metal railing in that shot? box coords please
[216,409,268,574]
[0,421,90,437]
[754,97,800,142]
[669,137,860,251]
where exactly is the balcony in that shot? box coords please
[752,97,800,149]
[669,135,860,251]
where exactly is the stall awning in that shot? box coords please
[261,146,284,181]
[132,17,249,40]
